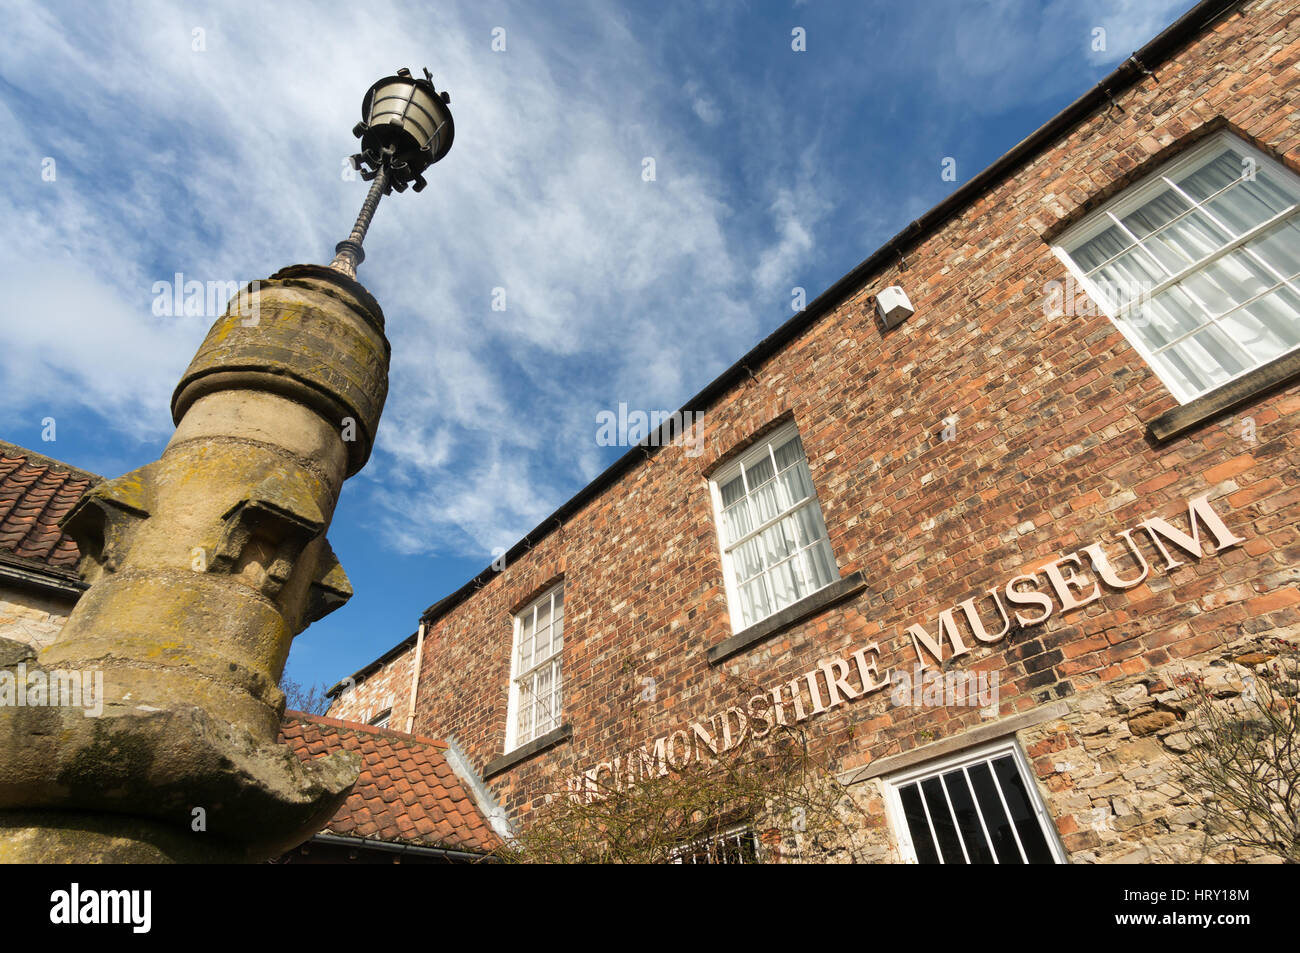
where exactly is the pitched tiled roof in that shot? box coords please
[0,440,100,580]
[279,711,501,856]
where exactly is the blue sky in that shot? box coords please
[0,0,1196,693]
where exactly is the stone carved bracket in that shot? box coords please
[211,475,326,600]
[205,474,352,629]
[59,464,155,584]
[305,538,353,627]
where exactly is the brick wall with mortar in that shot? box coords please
[331,0,1300,861]
[328,642,414,728]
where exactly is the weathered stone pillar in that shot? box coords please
[0,264,388,862]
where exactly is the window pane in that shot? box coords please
[1120,187,1190,239]
[772,436,804,471]
[1160,335,1235,398]
[534,665,553,727]
[1175,150,1244,203]
[1088,245,1168,290]
[802,539,836,591]
[991,755,1056,864]
[745,455,775,490]
[550,661,563,731]
[733,535,767,582]
[766,556,803,608]
[722,498,754,545]
[967,761,1023,864]
[760,518,799,565]
[749,478,782,524]
[791,501,829,548]
[1179,151,1295,232]
[1220,286,1300,363]
[1121,189,1230,272]
[739,576,771,628]
[1179,248,1276,317]
[1143,208,1232,272]
[1244,219,1300,280]
[1180,325,1252,380]
[899,784,941,864]
[1124,284,1207,350]
[944,770,996,864]
[719,475,746,507]
[776,460,813,509]
[1071,223,1132,273]
[518,680,534,742]
[920,777,966,863]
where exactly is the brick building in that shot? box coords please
[327,0,1300,863]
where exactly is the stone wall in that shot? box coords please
[0,586,75,653]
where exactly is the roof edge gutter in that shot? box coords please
[0,557,88,599]
[305,831,495,863]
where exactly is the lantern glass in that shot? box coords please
[362,76,452,171]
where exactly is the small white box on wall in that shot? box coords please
[875,285,914,330]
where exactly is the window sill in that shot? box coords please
[1146,348,1300,442]
[483,724,572,779]
[707,571,868,665]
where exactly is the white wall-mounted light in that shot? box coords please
[875,285,914,330]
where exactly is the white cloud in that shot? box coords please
[0,0,807,559]
[3,0,1190,562]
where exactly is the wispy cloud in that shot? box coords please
[0,0,1198,568]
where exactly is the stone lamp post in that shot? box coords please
[0,69,454,862]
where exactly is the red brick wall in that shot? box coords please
[356,0,1300,846]
[326,643,415,729]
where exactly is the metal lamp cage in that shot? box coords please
[350,67,454,193]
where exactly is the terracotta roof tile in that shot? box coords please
[0,441,101,578]
[280,711,501,855]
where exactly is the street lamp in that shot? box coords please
[329,67,455,279]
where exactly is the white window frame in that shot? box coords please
[882,737,1067,865]
[1053,129,1300,404]
[708,420,840,633]
[504,582,565,753]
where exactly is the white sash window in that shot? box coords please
[1054,131,1300,403]
[709,422,838,631]
[506,584,564,750]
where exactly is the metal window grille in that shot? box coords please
[669,826,760,864]
[892,748,1062,865]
